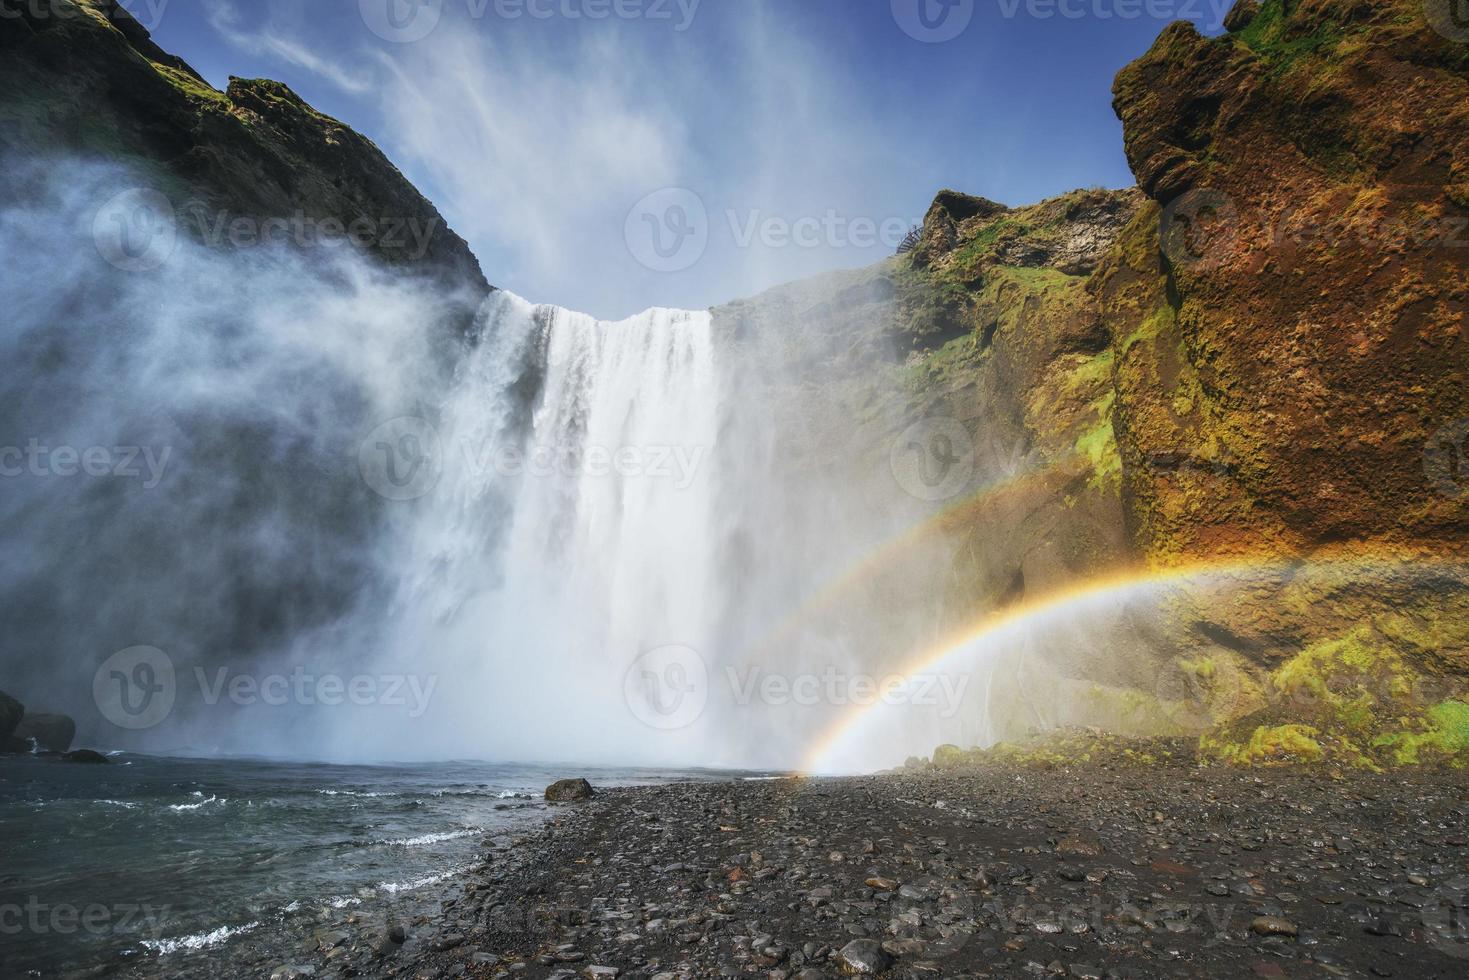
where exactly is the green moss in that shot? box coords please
[901,331,982,391]
[1081,683,1190,735]
[1372,700,1469,766]
[996,265,1072,290]
[1075,391,1121,490]
[1271,628,1411,736]
[1233,0,1349,75]
[154,64,229,108]
[952,216,1028,266]
[1202,723,1327,766]
[1119,305,1175,357]
[1179,655,1217,682]
[930,729,1190,771]
[931,743,970,768]
[1064,349,1114,394]
[1203,625,1469,769]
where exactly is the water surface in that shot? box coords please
[0,753,751,975]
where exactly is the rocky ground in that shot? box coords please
[242,752,1469,980]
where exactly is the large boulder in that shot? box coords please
[544,778,595,802]
[1,736,31,755]
[0,690,22,741]
[63,749,109,764]
[15,714,76,753]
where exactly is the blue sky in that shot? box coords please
[135,0,1231,318]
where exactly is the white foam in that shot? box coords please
[142,921,259,955]
[317,789,393,798]
[377,865,470,895]
[378,828,481,848]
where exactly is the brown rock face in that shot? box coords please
[1091,0,1469,708]
[1104,0,1469,561]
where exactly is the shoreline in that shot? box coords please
[208,758,1469,980]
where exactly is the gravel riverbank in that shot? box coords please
[257,755,1469,980]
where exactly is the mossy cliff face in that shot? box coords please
[1090,0,1469,760]
[721,0,1469,763]
[896,187,1145,633]
[712,188,1169,728]
[1102,0,1469,563]
[0,0,489,301]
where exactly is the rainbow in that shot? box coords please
[799,549,1469,775]
[736,455,1085,663]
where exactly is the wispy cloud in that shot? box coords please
[371,29,688,314]
[368,2,910,319]
[204,0,372,94]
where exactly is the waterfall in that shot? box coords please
[1,163,961,769]
[375,292,729,766]
[0,160,959,767]
[343,287,969,770]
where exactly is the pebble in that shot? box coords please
[143,761,1469,980]
[1250,916,1299,938]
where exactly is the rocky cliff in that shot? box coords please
[0,0,489,301]
[716,0,1469,766]
[0,1,492,737]
[1099,0,1469,764]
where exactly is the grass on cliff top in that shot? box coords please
[1232,0,1353,73]
[155,64,229,108]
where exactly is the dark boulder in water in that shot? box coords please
[0,690,22,741]
[62,749,109,764]
[1,735,31,755]
[544,778,595,802]
[14,714,76,753]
